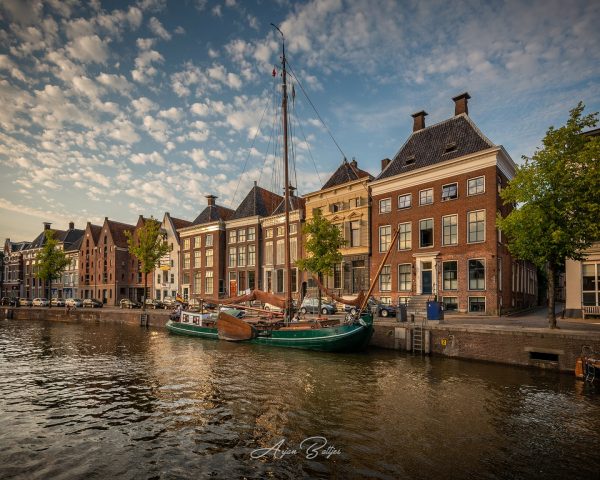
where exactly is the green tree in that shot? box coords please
[125,217,169,311]
[296,209,345,314]
[35,230,70,306]
[497,102,600,328]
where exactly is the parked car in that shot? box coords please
[345,298,397,317]
[83,298,103,308]
[19,298,33,306]
[300,297,337,315]
[32,298,49,307]
[1,297,18,306]
[65,298,83,307]
[162,296,177,307]
[144,298,165,309]
[120,298,142,309]
[50,298,66,307]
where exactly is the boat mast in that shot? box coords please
[273,24,293,321]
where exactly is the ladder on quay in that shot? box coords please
[413,323,424,354]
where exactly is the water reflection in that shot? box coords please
[1,318,599,479]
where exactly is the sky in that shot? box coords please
[0,0,599,243]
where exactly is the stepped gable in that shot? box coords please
[321,159,373,190]
[231,185,283,220]
[376,113,495,180]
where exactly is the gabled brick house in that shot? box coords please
[369,93,537,314]
[303,158,373,296]
[225,183,282,296]
[153,212,192,301]
[178,195,234,301]
[260,189,306,300]
[2,238,29,298]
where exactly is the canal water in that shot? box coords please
[1,319,599,480]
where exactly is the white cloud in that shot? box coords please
[131,96,158,116]
[212,5,222,17]
[188,148,208,168]
[149,16,171,40]
[66,34,109,64]
[0,54,27,82]
[142,114,169,142]
[158,107,182,122]
[130,151,166,166]
[190,102,209,116]
[97,72,133,94]
[108,119,140,144]
[209,149,227,161]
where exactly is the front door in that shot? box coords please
[421,261,433,294]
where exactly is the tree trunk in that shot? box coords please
[143,271,147,311]
[47,281,51,308]
[547,263,557,329]
[318,272,323,317]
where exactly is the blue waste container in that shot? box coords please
[426,301,444,321]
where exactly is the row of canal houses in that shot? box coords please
[2,93,539,315]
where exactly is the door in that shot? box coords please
[421,261,433,294]
[422,271,432,294]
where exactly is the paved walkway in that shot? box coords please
[431,303,600,333]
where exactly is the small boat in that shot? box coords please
[167,308,373,352]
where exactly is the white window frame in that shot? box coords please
[468,296,486,313]
[467,176,485,196]
[379,265,391,292]
[467,210,486,243]
[419,188,433,206]
[441,182,458,201]
[398,193,412,209]
[379,225,391,252]
[398,222,412,250]
[442,214,458,246]
[398,263,411,291]
[419,218,434,248]
[379,198,392,214]
[468,258,486,291]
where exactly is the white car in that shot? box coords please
[32,298,49,307]
[65,298,83,307]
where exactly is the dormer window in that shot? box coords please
[405,155,416,165]
[444,142,457,154]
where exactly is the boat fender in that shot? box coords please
[358,318,367,327]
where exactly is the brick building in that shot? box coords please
[22,222,84,300]
[303,158,373,296]
[260,189,306,300]
[225,183,282,296]
[79,216,152,305]
[178,195,234,301]
[2,239,29,298]
[153,212,192,301]
[369,93,536,315]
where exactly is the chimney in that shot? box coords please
[452,92,471,116]
[43,222,51,230]
[206,194,217,206]
[411,110,428,132]
[69,221,74,230]
[254,180,257,187]
[284,185,297,197]
[381,158,391,170]
[350,157,358,169]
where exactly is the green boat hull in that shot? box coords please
[166,316,373,353]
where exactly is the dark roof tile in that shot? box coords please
[192,204,235,225]
[322,161,373,190]
[231,185,283,220]
[376,114,494,180]
[272,196,305,215]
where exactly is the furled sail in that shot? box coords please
[312,275,366,308]
[220,289,286,309]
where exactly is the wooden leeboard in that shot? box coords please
[217,311,255,341]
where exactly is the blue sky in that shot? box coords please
[1,0,599,242]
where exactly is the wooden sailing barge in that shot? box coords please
[167,27,374,352]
